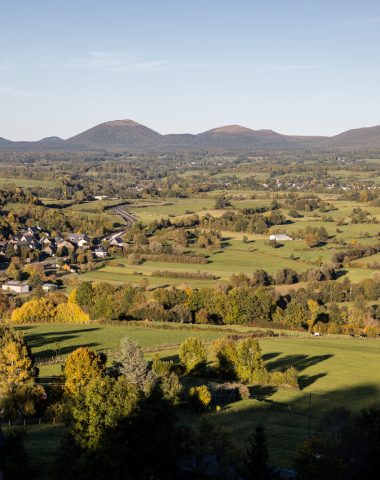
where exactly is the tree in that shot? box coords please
[52,383,182,480]
[56,302,90,324]
[159,372,183,405]
[68,375,140,450]
[0,326,45,419]
[64,347,106,397]
[75,281,94,310]
[113,337,155,392]
[178,337,207,374]
[252,269,272,286]
[11,297,56,323]
[6,257,23,280]
[244,424,278,480]
[215,196,232,209]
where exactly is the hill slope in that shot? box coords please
[67,119,161,147]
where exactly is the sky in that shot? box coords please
[1,0,380,140]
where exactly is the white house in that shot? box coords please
[269,234,293,242]
[2,281,30,293]
[67,234,90,247]
[42,283,58,292]
[109,237,123,247]
[94,247,108,258]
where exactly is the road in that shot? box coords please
[104,205,138,242]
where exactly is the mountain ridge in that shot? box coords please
[1,120,380,152]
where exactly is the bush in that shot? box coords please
[189,385,212,408]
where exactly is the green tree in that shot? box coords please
[178,337,207,374]
[244,424,278,480]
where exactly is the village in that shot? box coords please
[0,225,125,294]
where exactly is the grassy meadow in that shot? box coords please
[14,322,380,472]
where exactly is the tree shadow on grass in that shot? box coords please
[263,352,282,362]
[249,385,278,401]
[266,354,333,373]
[298,372,327,390]
[37,342,100,358]
[24,327,100,349]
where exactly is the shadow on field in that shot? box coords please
[266,353,333,373]
[24,327,101,358]
[37,342,100,358]
[249,385,278,402]
[207,383,380,454]
[263,352,282,362]
[161,353,180,363]
[298,372,327,390]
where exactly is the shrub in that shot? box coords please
[160,372,183,405]
[189,385,212,408]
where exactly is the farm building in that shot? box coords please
[2,280,30,293]
[42,283,58,292]
[269,234,293,242]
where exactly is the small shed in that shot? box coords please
[42,283,58,292]
[269,234,293,242]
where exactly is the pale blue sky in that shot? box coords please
[1,0,380,140]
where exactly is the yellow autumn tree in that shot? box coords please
[64,347,105,397]
[56,302,90,324]
[11,297,56,324]
[189,385,212,408]
[0,326,46,418]
[307,299,320,331]
[67,288,78,304]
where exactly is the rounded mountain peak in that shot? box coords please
[208,125,255,134]
[104,119,141,127]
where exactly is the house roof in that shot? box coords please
[3,280,29,286]
[270,234,293,240]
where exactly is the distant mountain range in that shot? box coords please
[1,119,380,153]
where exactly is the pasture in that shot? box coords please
[0,176,58,188]
[15,322,380,471]
[79,227,378,288]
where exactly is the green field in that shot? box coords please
[79,228,378,287]
[0,176,58,188]
[14,322,380,472]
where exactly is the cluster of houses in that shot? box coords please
[0,226,124,260]
[0,227,126,294]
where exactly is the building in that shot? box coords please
[42,283,58,292]
[67,234,90,247]
[94,247,108,258]
[109,236,123,247]
[2,280,30,293]
[269,234,293,242]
